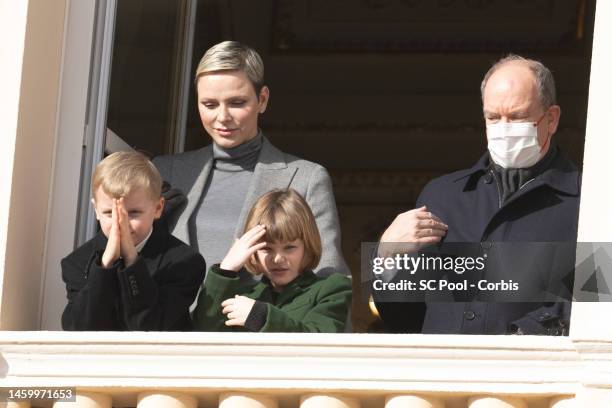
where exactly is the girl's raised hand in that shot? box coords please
[220,225,267,272]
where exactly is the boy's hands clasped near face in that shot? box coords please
[93,186,164,269]
[101,197,121,268]
[101,198,138,268]
[116,197,138,266]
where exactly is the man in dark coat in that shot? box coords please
[376,55,580,335]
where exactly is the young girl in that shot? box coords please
[192,189,351,332]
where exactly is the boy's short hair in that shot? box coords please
[92,151,162,201]
[243,189,322,275]
[194,40,265,94]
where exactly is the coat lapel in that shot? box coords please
[173,146,213,244]
[139,223,166,276]
[275,271,317,306]
[233,137,297,237]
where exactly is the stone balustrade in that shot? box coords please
[1,332,609,407]
[0,393,579,408]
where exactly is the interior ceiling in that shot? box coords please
[186,0,593,174]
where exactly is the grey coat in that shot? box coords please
[153,136,348,277]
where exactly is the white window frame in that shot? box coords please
[39,0,99,330]
[40,0,198,330]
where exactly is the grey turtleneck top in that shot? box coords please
[194,133,263,267]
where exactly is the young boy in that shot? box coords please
[61,151,206,331]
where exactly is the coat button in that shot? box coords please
[539,312,552,321]
[464,310,476,320]
[484,173,493,184]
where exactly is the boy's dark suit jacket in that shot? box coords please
[61,222,206,331]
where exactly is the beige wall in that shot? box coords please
[0,1,28,311]
[0,0,67,329]
[576,0,612,242]
[572,0,612,340]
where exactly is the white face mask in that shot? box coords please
[486,120,545,169]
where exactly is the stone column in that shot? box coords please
[4,402,31,408]
[53,392,111,408]
[386,394,445,408]
[468,396,527,408]
[549,396,576,408]
[137,391,197,408]
[219,392,278,408]
[575,388,612,407]
[300,394,360,408]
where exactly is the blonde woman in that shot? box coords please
[154,41,347,278]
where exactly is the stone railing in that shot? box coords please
[3,332,610,407]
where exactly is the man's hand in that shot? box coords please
[221,295,256,327]
[117,197,138,267]
[220,225,267,272]
[379,206,448,256]
[101,199,121,268]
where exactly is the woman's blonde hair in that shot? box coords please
[194,40,265,94]
[92,151,162,201]
[243,189,322,275]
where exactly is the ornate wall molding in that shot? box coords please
[272,0,588,52]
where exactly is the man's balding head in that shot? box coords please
[481,55,556,110]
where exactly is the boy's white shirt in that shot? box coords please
[134,227,153,253]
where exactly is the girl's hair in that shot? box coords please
[243,189,322,275]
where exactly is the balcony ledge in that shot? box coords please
[3,331,609,397]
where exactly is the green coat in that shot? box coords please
[193,265,352,332]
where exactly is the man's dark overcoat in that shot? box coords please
[378,149,580,335]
